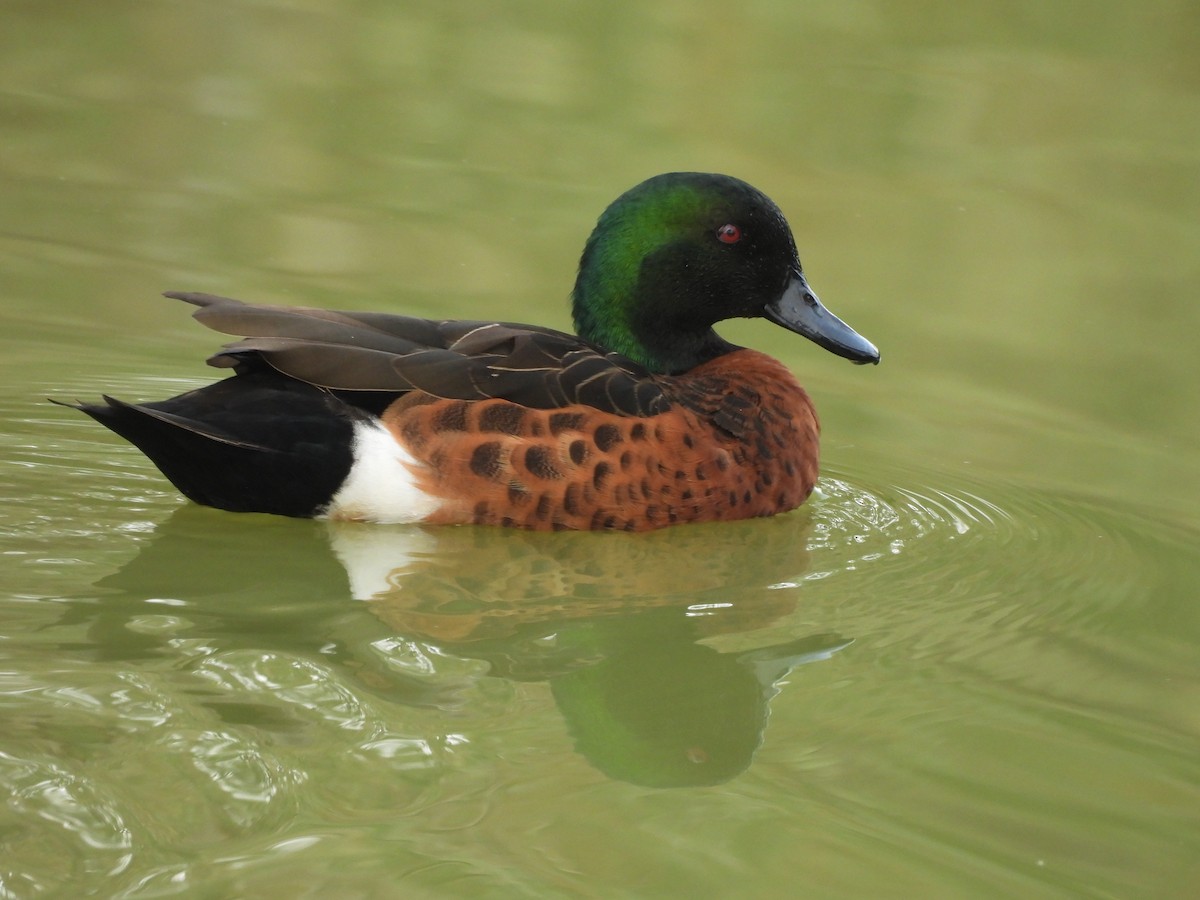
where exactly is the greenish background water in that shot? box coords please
[3,0,1199,896]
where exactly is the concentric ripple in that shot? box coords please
[810,474,1021,552]
[801,461,1154,626]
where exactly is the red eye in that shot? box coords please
[716,223,741,244]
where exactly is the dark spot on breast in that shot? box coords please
[473,500,490,521]
[784,460,796,478]
[743,490,753,504]
[761,470,774,487]
[694,464,708,480]
[400,418,426,450]
[630,423,646,441]
[728,490,738,506]
[550,412,585,435]
[530,419,544,437]
[507,482,531,505]
[535,494,552,520]
[755,437,774,461]
[593,461,612,490]
[619,450,632,471]
[433,402,468,432]
[569,440,589,465]
[715,453,729,472]
[682,433,694,449]
[552,521,570,531]
[681,489,693,501]
[479,403,526,435]
[564,483,582,515]
[469,442,503,480]
[501,515,515,527]
[525,445,561,480]
[594,424,621,452]
[623,520,636,532]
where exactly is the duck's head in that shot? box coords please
[572,172,880,374]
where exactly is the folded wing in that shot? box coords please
[167,292,670,418]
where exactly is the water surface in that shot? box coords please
[3,1,1199,896]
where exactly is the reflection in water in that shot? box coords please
[55,469,1056,788]
[548,631,848,788]
[51,461,1144,802]
[62,509,354,661]
[335,521,851,787]
[67,505,850,788]
[331,519,851,786]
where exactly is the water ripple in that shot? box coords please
[811,475,1022,551]
[805,464,1151,627]
[0,750,133,885]
[191,651,374,733]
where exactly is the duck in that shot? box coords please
[67,172,879,531]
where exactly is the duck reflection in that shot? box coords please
[334,516,850,788]
[80,506,849,787]
[548,630,846,787]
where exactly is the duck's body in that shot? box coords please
[390,349,816,531]
[71,173,878,531]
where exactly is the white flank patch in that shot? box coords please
[321,420,443,524]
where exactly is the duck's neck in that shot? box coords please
[571,248,734,376]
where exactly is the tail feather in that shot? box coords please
[67,373,357,517]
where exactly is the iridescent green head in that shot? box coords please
[571,172,879,374]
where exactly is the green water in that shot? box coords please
[3,0,1200,895]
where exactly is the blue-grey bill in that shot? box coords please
[764,273,880,365]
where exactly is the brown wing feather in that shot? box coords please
[165,291,671,417]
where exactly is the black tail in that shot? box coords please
[64,372,358,517]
